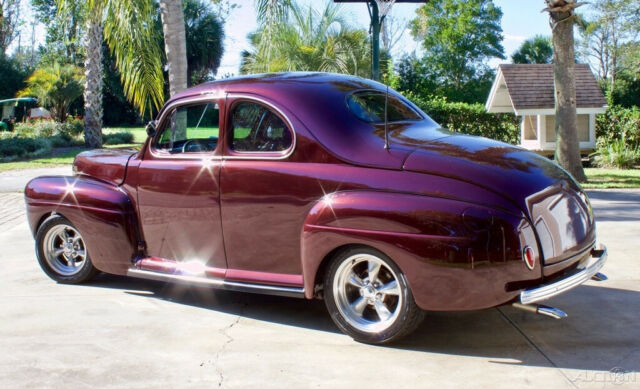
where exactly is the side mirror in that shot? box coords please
[145,120,157,137]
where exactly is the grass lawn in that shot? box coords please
[0,149,84,172]
[0,144,141,172]
[583,168,640,189]
[103,127,147,143]
[0,126,145,172]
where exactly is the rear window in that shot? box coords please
[346,91,423,123]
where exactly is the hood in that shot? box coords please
[402,133,596,265]
[73,148,138,186]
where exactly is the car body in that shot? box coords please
[25,73,607,343]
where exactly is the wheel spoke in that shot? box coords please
[53,248,65,257]
[347,272,364,288]
[75,250,86,259]
[350,297,368,315]
[65,256,75,267]
[59,229,70,242]
[367,260,381,283]
[378,280,399,296]
[373,300,392,321]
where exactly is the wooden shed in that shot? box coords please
[485,64,607,155]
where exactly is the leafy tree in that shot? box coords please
[396,54,495,104]
[0,0,20,55]
[18,63,84,122]
[31,0,84,66]
[577,0,640,100]
[242,2,370,76]
[544,0,586,182]
[512,36,553,64]
[0,55,30,99]
[409,0,505,90]
[184,0,225,85]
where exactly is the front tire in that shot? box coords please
[36,215,98,284]
[324,247,425,344]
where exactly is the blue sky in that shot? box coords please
[217,0,552,75]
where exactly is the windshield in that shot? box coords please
[346,91,423,123]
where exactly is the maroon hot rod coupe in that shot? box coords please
[25,73,607,344]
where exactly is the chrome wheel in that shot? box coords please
[42,224,87,276]
[332,253,403,333]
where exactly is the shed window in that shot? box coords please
[545,115,590,142]
[523,116,538,140]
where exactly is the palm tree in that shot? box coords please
[184,0,225,85]
[83,6,104,148]
[18,63,84,122]
[159,0,188,97]
[543,0,586,182]
[59,0,164,148]
[512,36,553,64]
[242,2,370,77]
[254,0,292,63]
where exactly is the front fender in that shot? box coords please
[25,175,139,275]
[301,191,541,311]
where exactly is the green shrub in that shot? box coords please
[592,138,640,169]
[13,118,84,139]
[596,105,640,148]
[103,132,134,145]
[58,118,84,137]
[405,94,520,144]
[0,137,51,159]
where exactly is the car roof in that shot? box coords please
[161,72,431,170]
[168,72,385,102]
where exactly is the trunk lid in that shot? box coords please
[402,133,596,265]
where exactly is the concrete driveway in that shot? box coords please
[0,170,638,388]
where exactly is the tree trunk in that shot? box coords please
[550,7,586,182]
[83,16,103,149]
[159,0,188,95]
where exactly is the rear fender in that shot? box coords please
[25,176,139,275]
[301,191,538,310]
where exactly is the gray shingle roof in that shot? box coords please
[499,64,607,110]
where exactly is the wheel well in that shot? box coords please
[313,243,375,298]
[35,212,55,233]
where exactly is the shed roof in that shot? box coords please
[486,64,607,114]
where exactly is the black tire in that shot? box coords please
[35,215,99,284]
[324,246,425,344]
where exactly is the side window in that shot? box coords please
[229,101,292,153]
[156,102,219,153]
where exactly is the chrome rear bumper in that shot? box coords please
[520,244,607,305]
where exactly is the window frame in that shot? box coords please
[344,89,425,125]
[225,95,296,160]
[149,96,223,159]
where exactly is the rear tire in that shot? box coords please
[324,246,425,344]
[36,215,99,284]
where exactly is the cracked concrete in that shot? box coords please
[214,309,243,387]
[0,174,638,388]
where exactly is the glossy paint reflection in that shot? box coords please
[137,157,226,270]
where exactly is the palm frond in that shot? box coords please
[102,0,164,117]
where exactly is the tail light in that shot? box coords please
[523,246,536,270]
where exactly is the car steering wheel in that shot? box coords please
[182,139,203,153]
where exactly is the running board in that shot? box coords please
[127,268,305,299]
